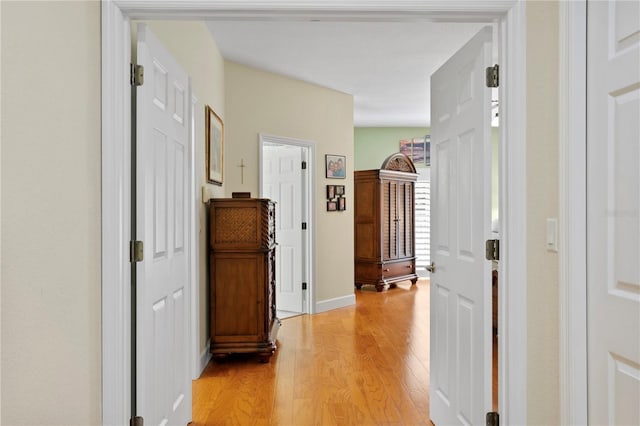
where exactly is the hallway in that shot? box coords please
[192,280,431,425]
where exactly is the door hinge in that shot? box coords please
[130,416,144,426]
[485,239,500,261]
[302,161,307,170]
[302,282,308,290]
[486,64,499,88]
[130,240,144,263]
[130,63,144,87]
[302,222,307,230]
[486,411,499,426]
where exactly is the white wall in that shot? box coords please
[1,1,102,424]
[224,61,355,304]
[137,18,226,372]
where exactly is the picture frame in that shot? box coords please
[399,135,430,167]
[327,201,337,211]
[335,185,345,196]
[325,154,346,179]
[326,185,335,199]
[338,196,346,211]
[206,105,224,185]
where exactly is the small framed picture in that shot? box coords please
[326,154,346,179]
[327,201,337,211]
[338,197,346,211]
[326,185,335,199]
[335,185,345,196]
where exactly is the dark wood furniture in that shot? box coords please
[208,197,280,362]
[354,153,419,292]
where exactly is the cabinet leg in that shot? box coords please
[213,354,228,363]
[258,353,272,363]
[411,278,418,285]
[355,283,363,290]
[375,284,384,292]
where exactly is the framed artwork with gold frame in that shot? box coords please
[206,105,224,185]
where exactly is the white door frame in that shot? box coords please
[258,133,316,315]
[102,1,527,424]
[558,1,588,424]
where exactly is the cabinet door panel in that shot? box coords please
[213,254,262,339]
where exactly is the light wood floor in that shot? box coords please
[192,279,432,425]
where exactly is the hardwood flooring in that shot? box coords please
[192,280,431,425]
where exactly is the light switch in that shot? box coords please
[546,218,558,252]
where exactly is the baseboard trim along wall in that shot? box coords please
[199,339,212,376]
[315,294,356,313]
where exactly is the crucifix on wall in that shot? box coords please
[237,159,246,184]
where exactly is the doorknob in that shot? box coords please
[426,262,436,273]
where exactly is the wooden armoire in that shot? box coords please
[208,197,280,362]
[354,153,419,292]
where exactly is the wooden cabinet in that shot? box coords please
[354,153,419,291]
[208,198,280,362]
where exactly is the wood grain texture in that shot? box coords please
[193,280,432,425]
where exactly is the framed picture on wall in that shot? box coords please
[338,196,346,211]
[399,135,430,166]
[326,185,335,199]
[326,154,346,179]
[206,105,224,185]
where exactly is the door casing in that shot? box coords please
[259,133,316,315]
[558,2,588,424]
[101,1,528,424]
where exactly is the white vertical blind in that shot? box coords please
[414,178,430,275]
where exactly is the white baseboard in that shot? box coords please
[315,294,356,313]
[198,340,211,377]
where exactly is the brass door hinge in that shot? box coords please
[130,240,144,263]
[486,411,499,426]
[486,64,499,88]
[485,239,500,261]
[130,63,144,86]
[130,416,144,426]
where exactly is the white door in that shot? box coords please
[430,26,493,425]
[263,144,304,313]
[136,24,191,425]
[587,1,640,424]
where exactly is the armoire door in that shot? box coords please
[383,179,398,261]
[398,181,414,259]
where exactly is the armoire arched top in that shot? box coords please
[380,152,417,173]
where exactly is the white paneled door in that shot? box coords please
[430,26,493,425]
[263,143,304,313]
[136,24,192,425]
[587,1,640,424]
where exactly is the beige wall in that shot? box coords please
[138,19,226,371]
[1,2,102,424]
[224,61,355,303]
[526,1,560,424]
[0,2,564,423]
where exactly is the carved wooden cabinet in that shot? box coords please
[208,198,280,362]
[354,153,419,291]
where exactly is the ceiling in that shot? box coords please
[206,20,489,127]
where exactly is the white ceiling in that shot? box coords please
[206,20,488,127]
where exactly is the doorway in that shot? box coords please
[259,134,315,317]
[102,2,528,424]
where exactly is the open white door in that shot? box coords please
[136,24,192,425]
[430,26,493,425]
[587,1,640,424]
[263,143,304,313]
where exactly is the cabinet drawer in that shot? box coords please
[382,260,414,278]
